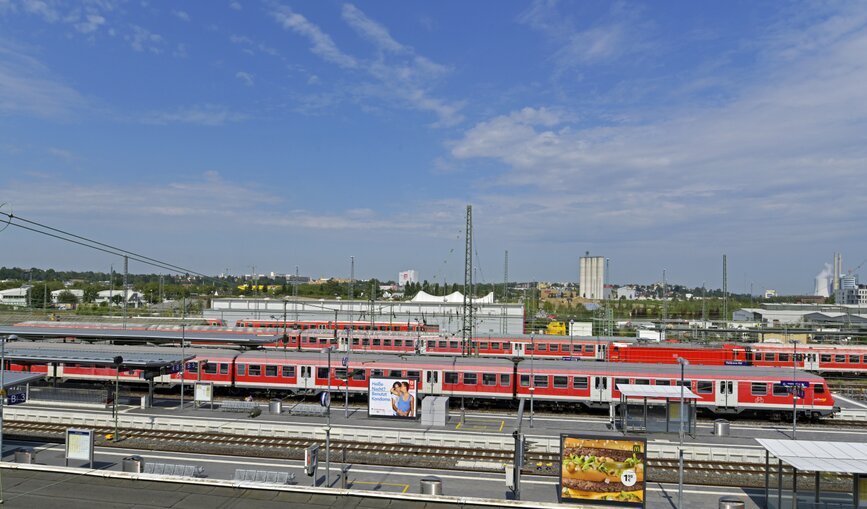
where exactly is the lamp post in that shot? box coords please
[529,334,535,428]
[569,319,574,356]
[325,346,333,487]
[179,323,186,412]
[677,356,689,509]
[282,297,289,350]
[792,338,798,440]
[0,334,13,505]
[113,355,123,441]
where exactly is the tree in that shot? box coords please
[57,290,79,305]
[111,294,124,306]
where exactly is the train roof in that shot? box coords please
[230,350,825,380]
[469,333,635,343]
[2,342,208,367]
[0,325,276,346]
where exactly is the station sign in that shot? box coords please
[724,361,747,366]
[6,392,26,405]
[780,380,809,388]
[319,391,330,407]
[368,376,418,419]
[559,434,646,507]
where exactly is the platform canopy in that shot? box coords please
[0,371,44,388]
[0,326,276,347]
[757,438,867,474]
[1,348,196,369]
[616,383,700,400]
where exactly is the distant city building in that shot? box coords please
[398,270,418,287]
[579,253,605,300]
[0,287,29,307]
[95,288,144,307]
[836,274,866,306]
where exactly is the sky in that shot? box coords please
[1,0,866,294]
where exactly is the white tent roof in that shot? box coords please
[756,439,867,474]
[411,291,495,304]
[616,384,699,400]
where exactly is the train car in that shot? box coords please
[234,319,439,333]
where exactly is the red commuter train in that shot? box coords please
[4,343,836,418]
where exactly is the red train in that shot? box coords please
[234,319,439,333]
[5,343,836,418]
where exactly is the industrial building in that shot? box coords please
[206,295,525,335]
[579,253,605,300]
[733,302,867,327]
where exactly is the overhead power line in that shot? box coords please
[0,210,217,282]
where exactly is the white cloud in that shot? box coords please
[235,71,254,86]
[172,10,189,21]
[0,40,87,118]
[271,6,357,69]
[229,1,241,11]
[142,104,245,126]
[341,3,406,54]
[74,13,105,33]
[20,0,59,22]
[126,25,164,53]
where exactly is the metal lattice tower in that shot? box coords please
[501,250,508,334]
[462,205,473,356]
[123,255,129,329]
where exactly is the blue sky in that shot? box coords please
[1,0,866,294]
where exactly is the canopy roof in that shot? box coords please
[616,383,699,399]
[757,438,867,474]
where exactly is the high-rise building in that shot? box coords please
[398,270,418,287]
[579,253,605,300]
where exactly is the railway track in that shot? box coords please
[3,419,856,491]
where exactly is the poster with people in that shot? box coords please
[368,377,418,419]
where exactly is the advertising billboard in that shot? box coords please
[368,376,418,419]
[559,434,646,507]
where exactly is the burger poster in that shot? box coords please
[559,434,646,507]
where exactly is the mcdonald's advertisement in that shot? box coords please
[559,434,646,507]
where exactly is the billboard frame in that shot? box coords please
[367,376,420,420]
[558,433,647,508]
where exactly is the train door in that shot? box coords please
[425,370,442,395]
[596,344,607,361]
[715,380,737,408]
[513,342,525,358]
[803,353,819,371]
[338,335,349,352]
[591,375,610,403]
[298,365,315,390]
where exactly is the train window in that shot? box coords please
[696,381,713,394]
[778,353,789,362]
[352,338,360,346]
[635,379,650,385]
[835,354,846,363]
[584,345,594,353]
[384,339,392,347]
[352,369,366,381]
[573,377,588,390]
[850,355,859,363]
[362,338,370,346]
[520,374,530,387]
[537,344,548,352]
[764,353,775,361]
[482,373,497,386]
[492,342,501,350]
[319,338,327,345]
[335,368,347,380]
[815,384,825,394]
[656,380,671,386]
[220,364,229,375]
[373,339,381,346]
[407,370,420,380]
[526,343,534,352]
[330,337,337,345]
[821,354,831,362]
[237,364,246,376]
[317,367,329,379]
[187,363,198,373]
[265,365,277,377]
[449,341,459,349]
[614,378,630,390]
[394,340,403,347]
[438,341,447,348]
[480,342,489,350]
[388,370,402,377]
[500,374,511,387]
[751,383,768,396]
[282,366,296,378]
[372,369,384,377]
[445,372,458,384]
[203,363,217,374]
[745,352,753,362]
[533,375,548,388]
[553,376,568,389]
[676,379,691,388]
[772,384,789,397]
[463,373,478,385]
[863,355,867,364]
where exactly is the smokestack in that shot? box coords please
[833,253,842,292]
